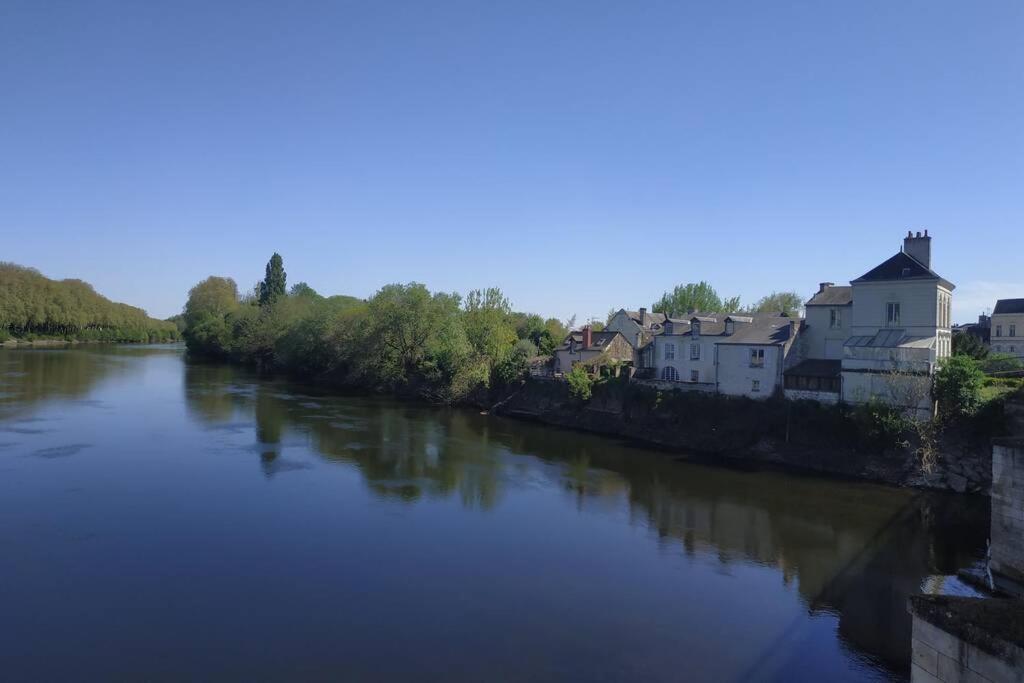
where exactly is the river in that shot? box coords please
[0,344,988,681]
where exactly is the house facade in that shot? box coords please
[991,299,1024,359]
[786,230,953,416]
[553,327,634,376]
[606,307,666,348]
[640,314,798,398]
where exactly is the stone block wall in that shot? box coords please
[992,441,1024,586]
[910,599,1024,682]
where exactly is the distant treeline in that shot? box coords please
[0,263,179,343]
[182,253,567,403]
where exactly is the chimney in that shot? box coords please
[581,325,592,349]
[639,307,647,325]
[902,229,931,269]
[818,282,834,294]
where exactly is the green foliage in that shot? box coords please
[289,282,320,299]
[952,330,989,360]
[258,253,287,307]
[463,288,516,365]
[652,281,739,316]
[934,355,985,419]
[182,276,240,357]
[566,364,593,402]
[493,339,536,387]
[0,262,179,343]
[853,398,910,451]
[751,291,804,316]
[980,353,1024,375]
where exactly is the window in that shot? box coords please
[690,343,701,360]
[996,346,1003,353]
[725,320,734,335]
[750,348,765,368]
[692,322,701,338]
[886,302,901,326]
[1011,346,1017,353]
[996,325,1002,337]
[664,343,675,360]
[661,366,679,382]
[690,370,699,383]
[751,380,760,393]
[830,308,842,328]
[1012,325,1017,337]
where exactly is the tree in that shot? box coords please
[463,287,516,364]
[652,281,738,317]
[934,355,985,419]
[258,253,287,307]
[182,276,240,356]
[751,291,804,316]
[952,330,989,360]
[289,282,320,299]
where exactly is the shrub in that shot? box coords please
[566,364,593,402]
[854,398,910,451]
[934,355,985,419]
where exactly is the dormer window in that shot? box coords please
[725,320,734,335]
[692,321,701,338]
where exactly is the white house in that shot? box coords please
[640,313,798,398]
[786,230,954,416]
[991,299,1024,360]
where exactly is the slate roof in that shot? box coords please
[806,286,853,306]
[622,309,667,327]
[716,315,794,345]
[558,330,625,352]
[852,251,954,290]
[784,359,841,378]
[994,299,1024,315]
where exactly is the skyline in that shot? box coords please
[2,1,1022,323]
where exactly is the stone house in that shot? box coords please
[552,327,633,376]
[606,307,666,349]
[991,298,1024,359]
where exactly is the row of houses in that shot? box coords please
[549,230,963,417]
[954,299,1024,360]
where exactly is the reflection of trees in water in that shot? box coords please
[0,346,167,420]
[181,362,988,677]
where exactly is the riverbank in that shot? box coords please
[493,377,1005,494]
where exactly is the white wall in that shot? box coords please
[651,335,715,384]
[803,304,851,360]
[841,370,933,419]
[716,344,782,398]
[992,313,1024,359]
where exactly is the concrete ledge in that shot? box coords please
[909,593,1019,659]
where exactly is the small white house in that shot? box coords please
[991,298,1024,359]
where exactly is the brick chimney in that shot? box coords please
[903,229,932,269]
[581,325,592,349]
[818,282,834,294]
[639,307,647,325]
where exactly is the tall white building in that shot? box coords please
[786,231,954,416]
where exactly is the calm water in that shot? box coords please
[0,345,988,681]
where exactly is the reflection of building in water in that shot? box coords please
[181,362,988,678]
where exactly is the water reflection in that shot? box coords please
[182,359,988,678]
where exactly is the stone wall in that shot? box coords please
[992,440,1024,588]
[909,596,1024,683]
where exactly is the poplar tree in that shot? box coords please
[259,253,287,307]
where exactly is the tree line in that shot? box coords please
[651,281,804,318]
[182,254,568,403]
[0,262,179,343]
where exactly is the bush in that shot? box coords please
[934,355,985,419]
[0,328,10,342]
[566,364,593,402]
[854,398,910,451]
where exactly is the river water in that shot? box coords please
[0,345,988,681]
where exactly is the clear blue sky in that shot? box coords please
[2,1,1021,324]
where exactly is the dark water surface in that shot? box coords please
[0,345,988,681]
